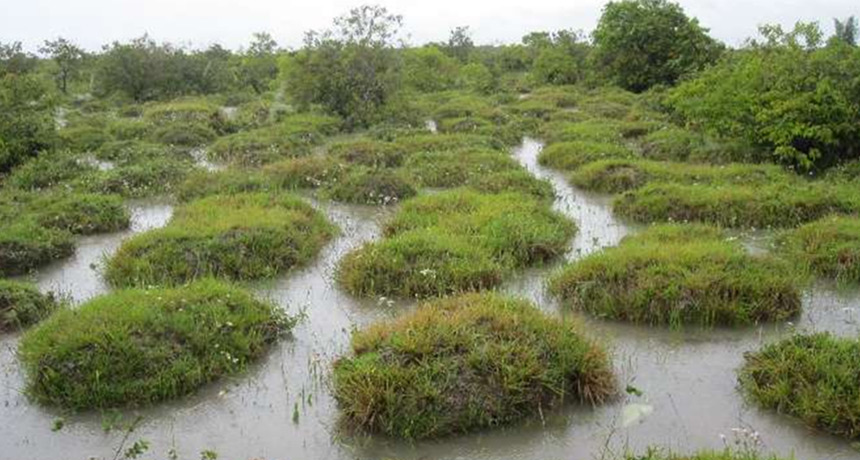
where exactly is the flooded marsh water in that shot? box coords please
[2,140,860,460]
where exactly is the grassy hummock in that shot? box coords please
[18,280,291,409]
[548,224,802,327]
[338,190,575,298]
[779,216,860,283]
[0,280,59,332]
[614,182,860,228]
[739,333,860,438]
[0,223,74,276]
[332,292,615,439]
[538,141,633,171]
[571,159,792,194]
[106,193,335,287]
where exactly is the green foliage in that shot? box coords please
[338,190,575,298]
[667,23,860,170]
[39,37,86,94]
[333,292,615,438]
[614,182,860,228]
[0,74,57,172]
[286,6,404,128]
[0,280,59,332]
[0,222,74,276]
[592,0,722,92]
[176,169,277,202]
[6,150,96,190]
[19,280,291,409]
[457,62,495,93]
[263,155,346,190]
[548,224,802,327]
[324,167,417,205]
[779,216,860,283]
[739,333,860,438]
[106,193,335,287]
[402,46,458,92]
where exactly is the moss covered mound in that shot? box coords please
[402,149,519,187]
[780,216,860,283]
[106,193,335,287]
[0,223,74,276]
[263,156,346,190]
[739,333,860,438]
[19,280,291,409]
[614,182,860,228]
[333,292,615,439]
[548,224,802,327]
[571,159,792,194]
[176,169,278,202]
[0,280,59,332]
[324,168,417,205]
[538,141,633,171]
[338,190,574,298]
[328,139,404,168]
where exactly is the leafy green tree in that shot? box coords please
[286,5,403,127]
[241,32,279,94]
[0,41,37,76]
[0,74,56,172]
[668,22,860,170]
[458,62,495,93]
[834,16,858,46]
[526,30,589,85]
[402,45,458,92]
[592,0,722,92]
[445,26,475,63]
[39,37,86,94]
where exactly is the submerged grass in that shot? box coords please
[18,279,291,409]
[548,224,802,327]
[106,193,335,287]
[333,292,615,439]
[739,333,860,438]
[338,189,574,298]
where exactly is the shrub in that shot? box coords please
[779,216,860,283]
[570,159,792,194]
[538,141,634,171]
[105,193,335,286]
[333,292,615,438]
[324,168,417,205]
[0,280,59,332]
[614,182,860,228]
[18,280,291,409]
[548,224,802,327]
[739,333,860,438]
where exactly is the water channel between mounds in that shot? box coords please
[2,138,859,460]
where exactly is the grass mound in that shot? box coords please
[614,182,860,228]
[263,156,345,190]
[327,139,404,168]
[106,193,335,287]
[208,127,307,166]
[0,223,74,276]
[401,149,523,188]
[338,190,574,298]
[571,160,792,194]
[779,216,860,283]
[0,280,59,332]
[333,292,615,439]
[18,280,291,409]
[176,169,278,202]
[538,141,633,171]
[739,333,860,438]
[324,168,417,205]
[548,224,802,327]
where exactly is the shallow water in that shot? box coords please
[2,140,860,460]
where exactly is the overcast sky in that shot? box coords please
[2,0,857,53]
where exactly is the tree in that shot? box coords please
[241,32,279,94]
[592,0,722,92]
[525,29,590,85]
[402,45,458,92]
[834,16,858,46]
[458,62,495,93]
[286,5,404,127]
[446,26,475,63]
[0,74,56,171]
[0,41,37,76]
[39,37,86,94]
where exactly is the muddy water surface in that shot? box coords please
[2,141,860,460]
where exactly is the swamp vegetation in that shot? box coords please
[1,1,860,459]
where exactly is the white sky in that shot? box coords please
[1,0,857,53]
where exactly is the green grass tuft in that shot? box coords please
[0,280,59,332]
[538,141,634,171]
[18,280,291,409]
[548,224,802,327]
[333,292,615,439]
[779,216,860,283]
